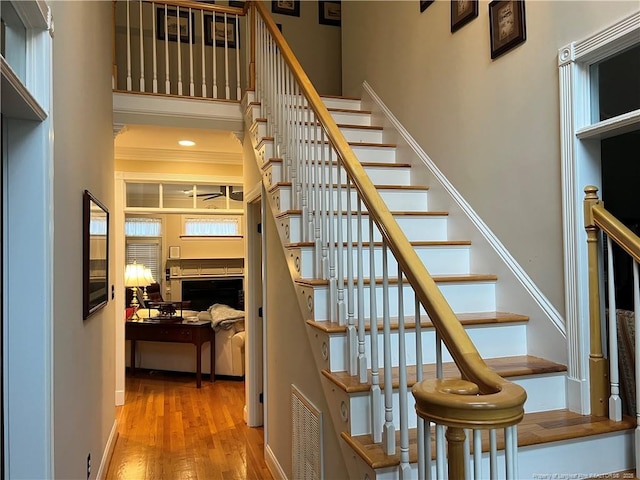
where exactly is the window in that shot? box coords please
[183,216,240,236]
[125,217,162,282]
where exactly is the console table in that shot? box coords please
[126,319,215,388]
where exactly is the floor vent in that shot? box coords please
[291,385,324,480]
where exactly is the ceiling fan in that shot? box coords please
[193,186,243,202]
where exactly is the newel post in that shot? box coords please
[584,185,609,417]
[446,427,466,479]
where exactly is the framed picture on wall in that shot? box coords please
[272,0,300,17]
[319,1,341,26]
[489,0,526,59]
[156,7,196,43]
[204,13,240,48]
[451,0,478,32]
[420,1,434,13]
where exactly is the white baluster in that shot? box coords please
[139,0,145,92]
[346,180,357,376]
[463,429,471,480]
[505,426,515,479]
[634,261,640,480]
[415,294,426,478]
[512,425,519,480]
[164,4,170,94]
[425,420,433,480]
[152,2,158,93]
[436,424,445,478]
[473,429,482,479]
[177,6,183,95]
[235,14,241,100]
[126,0,132,90]
[398,268,410,478]
[607,235,622,421]
[201,9,206,97]
[327,129,337,323]
[336,152,345,326]
[224,12,230,99]
[357,199,367,384]
[319,121,328,280]
[382,242,395,455]
[212,13,218,99]
[300,103,309,243]
[188,8,194,96]
[306,107,314,243]
[315,114,324,280]
[370,220,382,443]
[489,429,498,478]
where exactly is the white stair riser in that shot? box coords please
[322,97,362,110]
[330,110,372,126]
[273,185,428,213]
[324,323,526,372]
[299,125,382,143]
[280,214,448,244]
[304,280,497,321]
[343,373,564,437]
[256,139,274,165]
[258,137,397,164]
[263,162,412,188]
[291,244,470,279]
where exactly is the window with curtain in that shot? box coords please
[183,217,240,236]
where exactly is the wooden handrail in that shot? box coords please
[251,0,526,420]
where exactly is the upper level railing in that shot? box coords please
[250,1,526,477]
[584,185,640,477]
[112,0,249,101]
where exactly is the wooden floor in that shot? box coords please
[106,371,272,480]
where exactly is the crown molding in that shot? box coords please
[115,146,242,164]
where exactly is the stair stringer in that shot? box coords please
[246,118,379,480]
[360,82,569,370]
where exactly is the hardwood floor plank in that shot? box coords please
[106,371,272,480]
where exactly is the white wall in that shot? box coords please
[341,0,639,315]
[50,2,116,478]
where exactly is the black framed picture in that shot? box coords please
[204,14,240,48]
[451,0,478,32]
[319,1,341,26]
[420,1,434,12]
[83,190,109,320]
[156,7,196,43]
[489,0,526,59]
[272,0,300,17]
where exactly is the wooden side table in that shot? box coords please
[125,319,215,388]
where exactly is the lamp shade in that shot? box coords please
[124,262,151,288]
[142,267,155,286]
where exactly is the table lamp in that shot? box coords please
[124,261,150,319]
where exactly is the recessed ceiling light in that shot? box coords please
[178,140,196,147]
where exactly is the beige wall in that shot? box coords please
[115,158,242,176]
[50,1,115,478]
[341,0,639,314]
[265,0,342,95]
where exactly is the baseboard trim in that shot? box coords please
[96,419,119,480]
[265,443,288,480]
[362,80,566,337]
[115,389,125,406]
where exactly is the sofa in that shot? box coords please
[129,303,245,378]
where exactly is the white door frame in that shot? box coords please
[559,11,640,414]
[244,182,264,427]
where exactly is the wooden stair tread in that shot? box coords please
[261,158,412,169]
[342,409,635,470]
[301,121,383,131]
[287,240,472,249]
[307,311,528,334]
[268,181,429,192]
[276,209,448,219]
[295,273,498,287]
[323,355,566,393]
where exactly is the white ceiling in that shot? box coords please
[114,124,244,165]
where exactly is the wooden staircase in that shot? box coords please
[245,92,636,478]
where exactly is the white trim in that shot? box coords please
[115,146,242,165]
[245,183,264,427]
[114,173,126,406]
[576,108,640,140]
[96,420,119,480]
[362,81,566,337]
[0,56,47,121]
[265,444,288,480]
[11,1,49,30]
[112,91,244,132]
[120,171,242,184]
[558,11,640,414]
